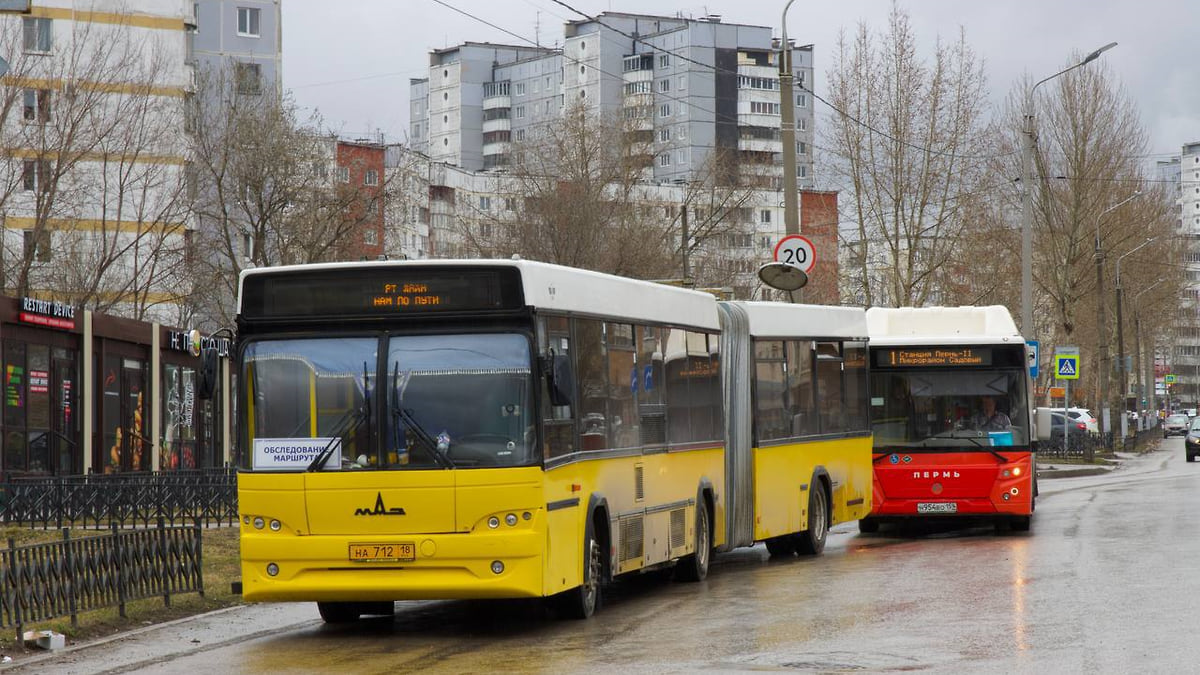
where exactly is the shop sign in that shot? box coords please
[167,328,231,357]
[19,297,76,330]
[29,369,48,394]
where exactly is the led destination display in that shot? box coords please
[240,266,524,319]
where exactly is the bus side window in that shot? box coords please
[754,340,788,441]
[539,316,575,459]
[576,319,609,452]
[815,341,844,434]
[842,341,869,432]
[637,326,666,446]
[786,340,816,437]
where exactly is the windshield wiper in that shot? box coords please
[392,362,454,468]
[308,362,372,472]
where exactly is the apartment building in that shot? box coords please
[1163,144,1200,406]
[409,12,816,191]
[0,1,199,324]
[192,0,282,97]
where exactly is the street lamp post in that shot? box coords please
[1115,236,1155,433]
[779,0,798,238]
[1095,191,1140,439]
[1020,42,1117,339]
[1131,279,1165,428]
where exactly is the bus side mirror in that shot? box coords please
[198,347,219,400]
[543,353,574,408]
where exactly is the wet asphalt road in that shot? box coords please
[15,442,1200,674]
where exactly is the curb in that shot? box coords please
[0,604,247,671]
[1036,466,1113,479]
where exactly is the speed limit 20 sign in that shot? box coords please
[772,234,816,274]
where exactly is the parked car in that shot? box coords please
[1067,408,1099,434]
[1186,419,1200,462]
[1046,412,1088,441]
[1164,414,1190,438]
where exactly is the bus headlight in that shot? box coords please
[269,519,282,531]
[488,516,500,529]
[253,517,265,530]
[505,513,518,527]
[491,561,505,575]
[266,563,279,577]
[1012,467,1022,477]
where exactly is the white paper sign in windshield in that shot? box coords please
[253,437,341,470]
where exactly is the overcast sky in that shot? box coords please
[282,0,1198,168]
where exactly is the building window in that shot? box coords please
[678,75,686,91]
[242,233,253,260]
[479,196,491,210]
[23,17,51,53]
[235,62,261,95]
[336,166,350,183]
[237,7,261,37]
[659,103,671,118]
[659,127,670,143]
[760,209,771,224]
[364,169,379,186]
[515,82,525,96]
[797,141,807,155]
[24,230,50,262]
[364,228,377,245]
[797,93,807,107]
[750,101,780,115]
[22,159,50,192]
[658,79,670,93]
[659,153,671,167]
[658,53,670,68]
[515,106,525,119]
[22,89,50,123]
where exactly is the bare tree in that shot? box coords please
[970,59,1182,408]
[188,65,387,327]
[823,4,996,307]
[450,104,758,290]
[0,12,190,321]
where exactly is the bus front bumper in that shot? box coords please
[240,530,544,603]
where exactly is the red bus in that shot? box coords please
[861,306,1035,532]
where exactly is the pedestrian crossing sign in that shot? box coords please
[1055,354,1079,380]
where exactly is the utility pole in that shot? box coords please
[779,0,798,238]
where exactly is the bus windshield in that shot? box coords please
[870,369,1029,449]
[387,334,535,468]
[241,333,535,470]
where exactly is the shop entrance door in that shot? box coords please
[52,352,77,474]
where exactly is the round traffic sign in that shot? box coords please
[772,234,816,274]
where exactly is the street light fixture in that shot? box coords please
[1020,42,1117,339]
[1115,237,1156,426]
[1095,191,1141,438]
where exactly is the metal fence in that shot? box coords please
[0,519,203,643]
[1,468,238,530]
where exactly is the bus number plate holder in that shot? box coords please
[916,502,957,514]
[349,543,416,563]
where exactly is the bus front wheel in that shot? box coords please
[795,483,829,555]
[556,533,602,619]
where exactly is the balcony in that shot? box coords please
[482,117,511,134]
[482,95,511,111]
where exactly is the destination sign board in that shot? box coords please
[873,347,993,368]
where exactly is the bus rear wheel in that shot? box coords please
[795,484,829,555]
[675,501,711,582]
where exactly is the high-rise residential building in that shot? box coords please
[0,1,196,323]
[192,0,282,96]
[1166,144,1200,406]
[409,12,816,190]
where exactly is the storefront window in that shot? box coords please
[162,364,198,469]
[4,341,26,473]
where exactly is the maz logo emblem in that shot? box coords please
[355,492,406,517]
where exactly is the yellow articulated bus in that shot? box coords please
[230,260,872,621]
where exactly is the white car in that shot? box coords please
[1067,408,1099,434]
